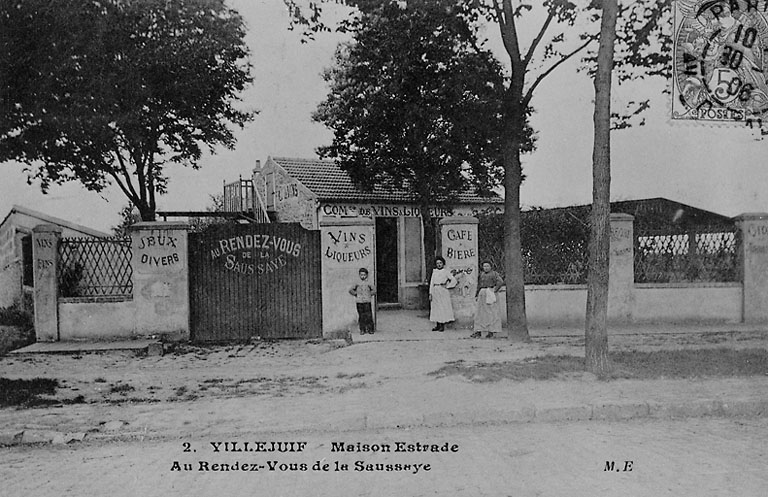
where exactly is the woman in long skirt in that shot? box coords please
[429,256,457,331]
[471,261,504,338]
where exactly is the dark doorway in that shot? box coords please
[375,217,399,303]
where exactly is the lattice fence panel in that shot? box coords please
[634,227,739,283]
[58,238,133,297]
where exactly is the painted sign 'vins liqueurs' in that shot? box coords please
[209,234,302,275]
[324,229,372,263]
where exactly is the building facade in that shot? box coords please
[245,156,502,313]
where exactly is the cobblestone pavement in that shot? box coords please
[2,417,766,497]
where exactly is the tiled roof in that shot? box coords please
[271,157,502,204]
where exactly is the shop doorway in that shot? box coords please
[375,217,399,303]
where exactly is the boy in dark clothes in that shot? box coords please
[349,268,376,334]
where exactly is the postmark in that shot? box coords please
[672,1,768,124]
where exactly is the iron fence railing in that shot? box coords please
[634,226,740,283]
[480,214,741,286]
[58,238,133,297]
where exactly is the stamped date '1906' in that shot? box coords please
[673,0,768,124]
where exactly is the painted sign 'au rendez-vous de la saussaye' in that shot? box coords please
[209,234,302,275]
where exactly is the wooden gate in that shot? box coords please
[188,223,322,341]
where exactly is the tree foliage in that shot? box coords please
[0,0,254,221]
[314,1,522,270]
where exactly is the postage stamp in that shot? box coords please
[672,0,768,124]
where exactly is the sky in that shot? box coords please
[2,0,768,233]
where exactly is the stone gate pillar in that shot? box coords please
[319,218,375,336]
[130,222,190,340]
[736,213,768,323]
[439,217,478,326]
[32,225,62,341]
[608,213,635,322]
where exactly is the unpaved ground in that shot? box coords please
[0,330,765,444]
[2,331,766,407]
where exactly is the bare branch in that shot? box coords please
[523,34,597,106]
[112,149,140,202]
[523,7,556,68]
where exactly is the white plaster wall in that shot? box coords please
[58,300,137,339]
[131,224,189,341]
[634,284,742,323]
[494,283,743,326]
[519,286,588,325]
[320,220,375,336]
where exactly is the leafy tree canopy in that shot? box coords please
[314,1,526,200]
[0,0,254,220]
[314,1,534,269]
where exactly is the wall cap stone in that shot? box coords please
[439,216,478,225]
[609,213,635,221]
[735,212,768,221]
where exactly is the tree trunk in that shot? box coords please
[422,202,437,280]
[503,107,530,342]
[585,0,619,376]
[137,200,156,222]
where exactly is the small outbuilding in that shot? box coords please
[0,205,109,309]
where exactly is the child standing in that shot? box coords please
[349,268,376,335]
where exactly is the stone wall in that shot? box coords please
[33,222,190,342]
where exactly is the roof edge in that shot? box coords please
[4,205,111,238]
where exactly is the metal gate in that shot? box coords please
[188,223,322,341]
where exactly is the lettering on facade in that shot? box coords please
[747,224,768,239]
[447,228,473,242]
[471,206,503,216]
[136,230,183,274]
[138,234,177,250]
[322,204,457,218]
[445,247,476,260]
[443,225,478,299]
[611,247,632,257]
[323,228,372,265]
[35,238,53,249]
[276,182,300,203]
[36,259,54,270]
[209,234,301,275]
[140,253,180,266]
[610,227,631,242]
[328,230,366,245]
